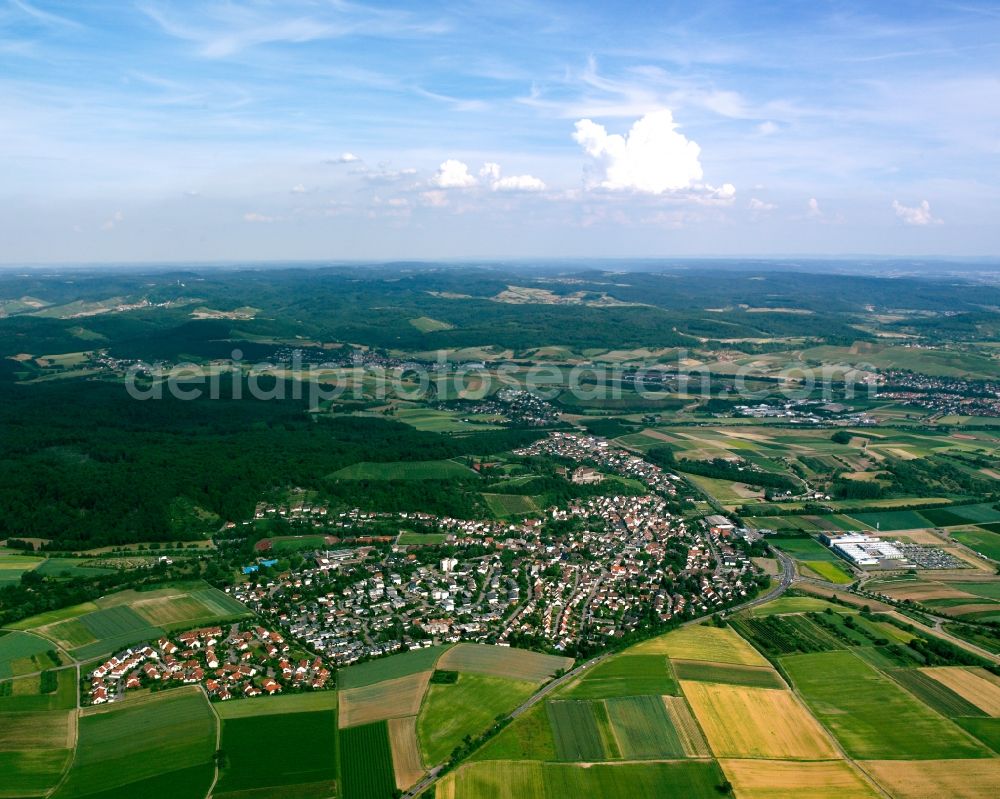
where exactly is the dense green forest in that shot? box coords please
[0,378,543,548]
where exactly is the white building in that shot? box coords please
[827,534,904,566]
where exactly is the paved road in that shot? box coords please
[402,550,795,798]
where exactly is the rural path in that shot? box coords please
[401,552,795,798]
[203,686,223,799]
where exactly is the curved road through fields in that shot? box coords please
[402,549,796,798]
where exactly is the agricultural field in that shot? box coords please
[671,659,786,689]
[729,614,841,657]
[681,680,838,760]
[15,584,249,660]
[339,721,396,799]
[387,716,424,791]
[33,558,116,580]
[546,700,617,761]
[339,670,431,728]
[749,595,847,615]
[436,760,730,799]
[605,694,686,759]
[0,631,61,678]
[558,654,677,699]
[0,700,73,799]
[861,759,1000,799]
[952,528,1000,561]
[720,759,881,799]
[214,691,339,721]
[799,559,855,584]
[416,672,537,765]
[782,651,990,760]
[53,688,216,799]
[629,624,769,666]
[920,667,1000,716]
[338,646,450,689]
[769,536,840,561]
[395,407,502,432]
[472,703,557,762]
[482,492,540,517]
[0,667,77,712]
[331,459,477,480]
[215,709,338,799]
[0,553,44,586]
[888,668,987,718]
[436,643,572,681]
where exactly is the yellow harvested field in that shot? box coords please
[630,625,768,667]
[388,716,424,790]
[662,696,711,757]
[681,681,838,760]
[922,667,1000,716]
[862,759,1000,799]
[720,759,881,799]
[339,671,430,728]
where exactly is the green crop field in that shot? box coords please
[33,558,115,580]
[53,688,216,799]
[339,721,396,799]
[770,537,839,561]
[800,560,854,584]
[437,643,573,682]
[546,700,611,761]
[848,509,934,530]
[215,710,338,797]
[951,529,1000,561]
[0,632,58,678]
[0,749,73,798]
[749,596,848,616]
[670,660,785,689]
[215,690,338,719]
[560,654,677,699]
[948,581,1000,600]
[338,646,450,689]
[0,668,76,712]
[440,760,729,798]
[473,703,557,762]
[781,651,990,760]
[0,554,43,586]
[955,718,1000,754]
[331,459,476,480]
[888,669,986,718]
[417,673,536,765]
[482,493,540,517]
[605,695,684,759]
[7,601,99,630]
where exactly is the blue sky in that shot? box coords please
[2,0,999,262]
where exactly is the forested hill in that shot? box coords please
[0,378,542,549]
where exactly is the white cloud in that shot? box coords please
[243,212,275,223]
[492,174,546,192]
[431,159,477,188]
[893,199,941,226]
[807,197,822,217]
[420,190,449,207]
[290,184,307,194]
[479,162,501,181]
[748,197,776,212]
[572,110,706,194]
[757,121,779,136]
[336,152,360,163]
[101,210,124,231]
[478,162,545,192]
